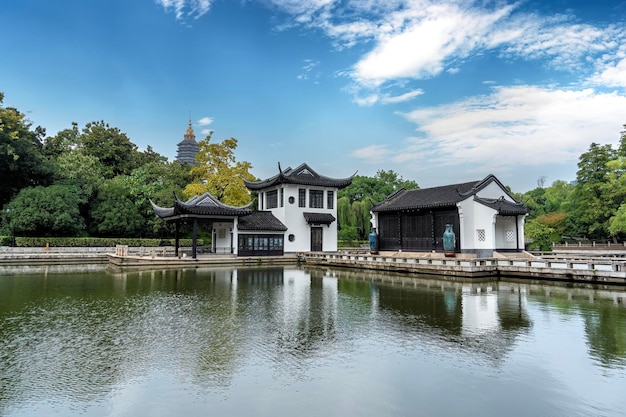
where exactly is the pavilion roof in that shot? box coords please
[244,163,355,190]
[151,193,252,220]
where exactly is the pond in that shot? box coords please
[0,265,625,417]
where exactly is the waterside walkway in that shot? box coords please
[299,251,626,285]
[2,246,626,286]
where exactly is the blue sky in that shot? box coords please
[2,0,626,192]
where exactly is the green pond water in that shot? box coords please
[0,265,625,417]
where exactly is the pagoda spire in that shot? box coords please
[184,112,195,140]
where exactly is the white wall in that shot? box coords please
[494,215,519,249]
[266,184,339,252]
[213,221,234,254]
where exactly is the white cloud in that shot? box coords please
[198,117,213,126]
[154,0,212,20]
[589,45,626,88]
[201,128,213,135]
[262,0,626,94]
[380,89,424,104]
[352,86,626,176]
[352,3,516,86]
[353,94,379,106]
[350,144,392,163]
[297,59,320,81]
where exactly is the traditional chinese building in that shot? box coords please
[176,119,199,165]
[371,174,527,257]
[151,163,353,257]
[244,163,355,253]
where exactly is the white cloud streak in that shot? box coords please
[351,86,626,173]
[198,117,213,126]
[154,0,212,21]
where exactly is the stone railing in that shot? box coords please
[299,252,626,273]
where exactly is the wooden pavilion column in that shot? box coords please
[192,218,198,259]
[174,221,180,257]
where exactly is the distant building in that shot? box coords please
[176,119,199,165]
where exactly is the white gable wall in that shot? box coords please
[474,181,516,202]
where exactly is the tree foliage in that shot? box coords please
[337,170,418,240]
[78,121,139,179]
[0,94,54,208]
[339,169,418,204]
[3,185,85,236]
[184,133,255,206]
[89,179,145,237]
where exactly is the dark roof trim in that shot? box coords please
[244,162,356,190]
[238,211,288,231]
[474,196,528,215]
[303,212,336,225]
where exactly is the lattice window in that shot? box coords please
[477,229,486,242]
[506,230,515,243]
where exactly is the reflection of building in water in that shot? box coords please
[333,270,533,362]
[277,268,338,352]
[461,287,500,336]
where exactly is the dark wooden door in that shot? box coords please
[311,227,323,251]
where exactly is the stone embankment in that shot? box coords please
[299,251,626,285]
[0,246,165,265]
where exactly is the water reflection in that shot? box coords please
[0,265,624,417]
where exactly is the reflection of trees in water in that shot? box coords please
[582,305,626,367]
[500,282,626,368]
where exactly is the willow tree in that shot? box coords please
[184,132,255,206]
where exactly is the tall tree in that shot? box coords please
[566,142,619,239]
[78,120,139,179]
[184,133,255,206]
[0,93,54,208]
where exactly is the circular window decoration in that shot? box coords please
[288,234,295,242]
[288,196,295,204]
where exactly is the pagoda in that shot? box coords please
[176,118,199,165]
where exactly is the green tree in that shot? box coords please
[565,142,619,239]
[525,219,557,251]
[78,120,139,179]
[184,133,255,206]
[55,152,105,201]
[339,170,419,204]
[3,185,85,236]
[89,179,145,237]
[337,196,355,230]
[43,122,80,159]
[0,93,54,208]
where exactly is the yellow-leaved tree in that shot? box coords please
[183,133,256,206]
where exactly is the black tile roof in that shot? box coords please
[244,163,355,190]
[372,174,525,214]
[238,211,287,231]
[303,212,336,225]
[151,193,252,219]
[372,181,479,212]
[474,197,528,215]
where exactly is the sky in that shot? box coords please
[2,0,626,193]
